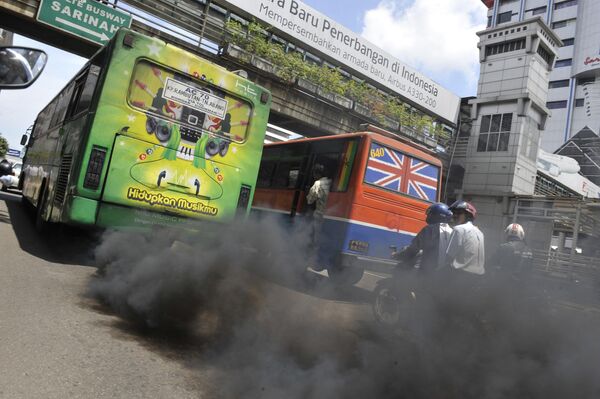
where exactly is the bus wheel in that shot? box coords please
[327,264,364,286]
[35,182,49,233]
[21,189,33,211]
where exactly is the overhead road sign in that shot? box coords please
[7,149,21,157]
[219,0,460,124]
[36,0,132,45]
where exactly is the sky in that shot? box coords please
[0,0,488,149]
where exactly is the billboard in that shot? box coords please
[572,0,600,76]
[219,0,460,124]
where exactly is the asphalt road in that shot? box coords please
[0,190,382,398]
[3,189,600,399]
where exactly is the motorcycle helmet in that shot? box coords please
[504,223,525,241]
[0,159,12,177]
[426,202,453,224]
[449,200,477,220]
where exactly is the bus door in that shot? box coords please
[254,137,359,219]
[255,142,310,217]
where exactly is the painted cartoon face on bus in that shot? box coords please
[126,61,251,200]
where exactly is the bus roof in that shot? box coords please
[264,131,442,166]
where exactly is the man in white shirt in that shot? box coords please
[441,200,486,321]
[445,200,485,276]
[306,164,331,263]
[306,164,331,218]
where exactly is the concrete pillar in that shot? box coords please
[558,231,566,252]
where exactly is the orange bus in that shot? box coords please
[252,128,443,285]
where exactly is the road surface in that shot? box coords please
[3,189,600,398]
[0,190,381,398]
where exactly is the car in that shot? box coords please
[0,162,21,191]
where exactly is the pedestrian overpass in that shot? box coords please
[0,0,456,153]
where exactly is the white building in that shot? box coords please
[483,0,600,152]
[463,17,561,196]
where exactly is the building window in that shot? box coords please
[577,77,595,85]
[546,100,568,109]
[485,38,526,56]
[554,0,577,10]
[497,11,512,24]
[530,6,547,15]
[575,98,585,107]
[554,58,572,67]
[552,19,575,29]
[477,113,512,152]
[552,20,567,29]
[487,16,492,28]
[537,45,554,65]
[548,80,570,89]
[562,38,574,46]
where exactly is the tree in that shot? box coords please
[0,135,8,158]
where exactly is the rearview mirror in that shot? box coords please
[0,47,47,89]
[20,134,28,146]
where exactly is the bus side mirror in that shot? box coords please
[20,134,28,146]
[0,47,47,89]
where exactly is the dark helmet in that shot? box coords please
[426,202,453,224]
[449,200,477,220]
[0,159,12,177]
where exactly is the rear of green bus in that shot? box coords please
[65,30,271,229]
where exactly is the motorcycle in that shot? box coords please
[372,246,425,334]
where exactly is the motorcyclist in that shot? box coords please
[375,203,453,331]
[490,223,533,283]
[439,200,487,327]
[393,202,453,273]
[445,200,485,277]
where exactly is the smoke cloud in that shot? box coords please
[88,215,600,399]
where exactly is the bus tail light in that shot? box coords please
[83,146,107,189]
[236,185,252,214]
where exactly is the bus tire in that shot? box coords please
[327,264,364,286]
[35,181,49,233]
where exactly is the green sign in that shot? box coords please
[37,0,132,45]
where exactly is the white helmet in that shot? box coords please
[504,223,525,241]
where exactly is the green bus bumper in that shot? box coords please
[96,202,208,231]
[65,196,99,225]
[65,195,226,232]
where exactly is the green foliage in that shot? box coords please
[0,135,8,158]
[224,20,445,141]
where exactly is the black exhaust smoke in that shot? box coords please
[88,216,600,399]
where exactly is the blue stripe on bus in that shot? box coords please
[250,208,417,267]
[318,217,415,264]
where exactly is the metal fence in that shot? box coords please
[532,248,600,288]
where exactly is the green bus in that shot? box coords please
[20,29,271,230]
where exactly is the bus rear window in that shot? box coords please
[127,60,251,143]
[364,142,439,202]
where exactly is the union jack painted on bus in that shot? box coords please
[365,143,439,201]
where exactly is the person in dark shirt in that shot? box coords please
[490,223,533,283]
[394,202,453,273]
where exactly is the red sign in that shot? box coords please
[584,56,600,66]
